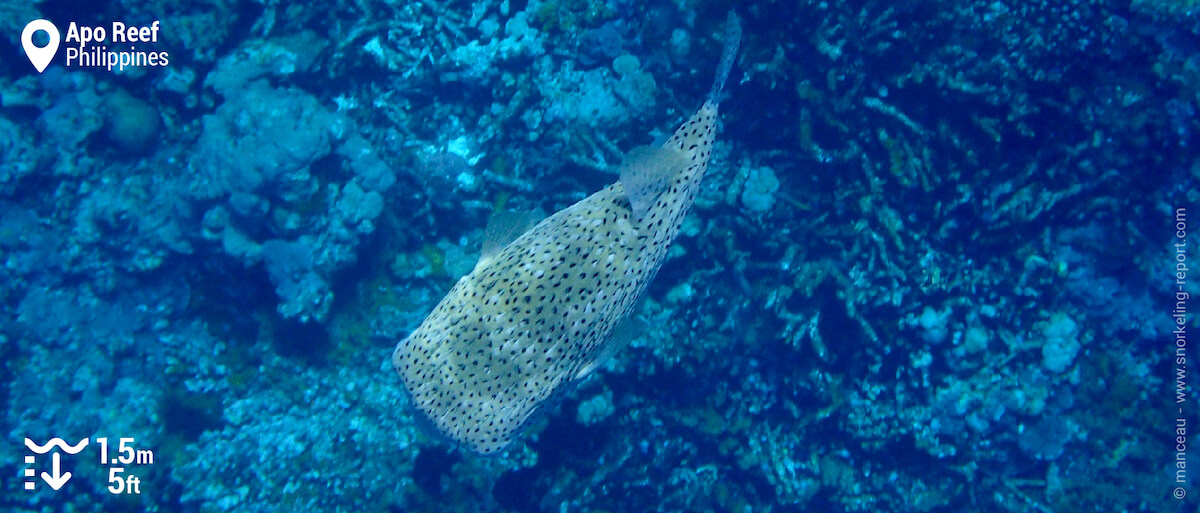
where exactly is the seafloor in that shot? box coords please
[1,0,1198,512]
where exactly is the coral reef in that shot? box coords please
[1,0,1196,512]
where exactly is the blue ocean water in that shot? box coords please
[1,0,1197,512]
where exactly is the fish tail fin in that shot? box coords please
[707,10,742,105]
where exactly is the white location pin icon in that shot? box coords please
[22,19,61,73]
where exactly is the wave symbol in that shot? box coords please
[25,437,89,454]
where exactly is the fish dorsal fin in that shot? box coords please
[575,316,646,381]
[619,145,689,222]
[478,210,542,268]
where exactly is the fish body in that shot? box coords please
[393,13,740,454]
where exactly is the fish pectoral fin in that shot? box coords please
[574,316,646,380]
[478,209,545,268]
[619,145,689,222]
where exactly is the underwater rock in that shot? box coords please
[102,88,162,153]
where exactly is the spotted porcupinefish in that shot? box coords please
[393,12,742,454]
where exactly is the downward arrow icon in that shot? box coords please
[40,452,71,490]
